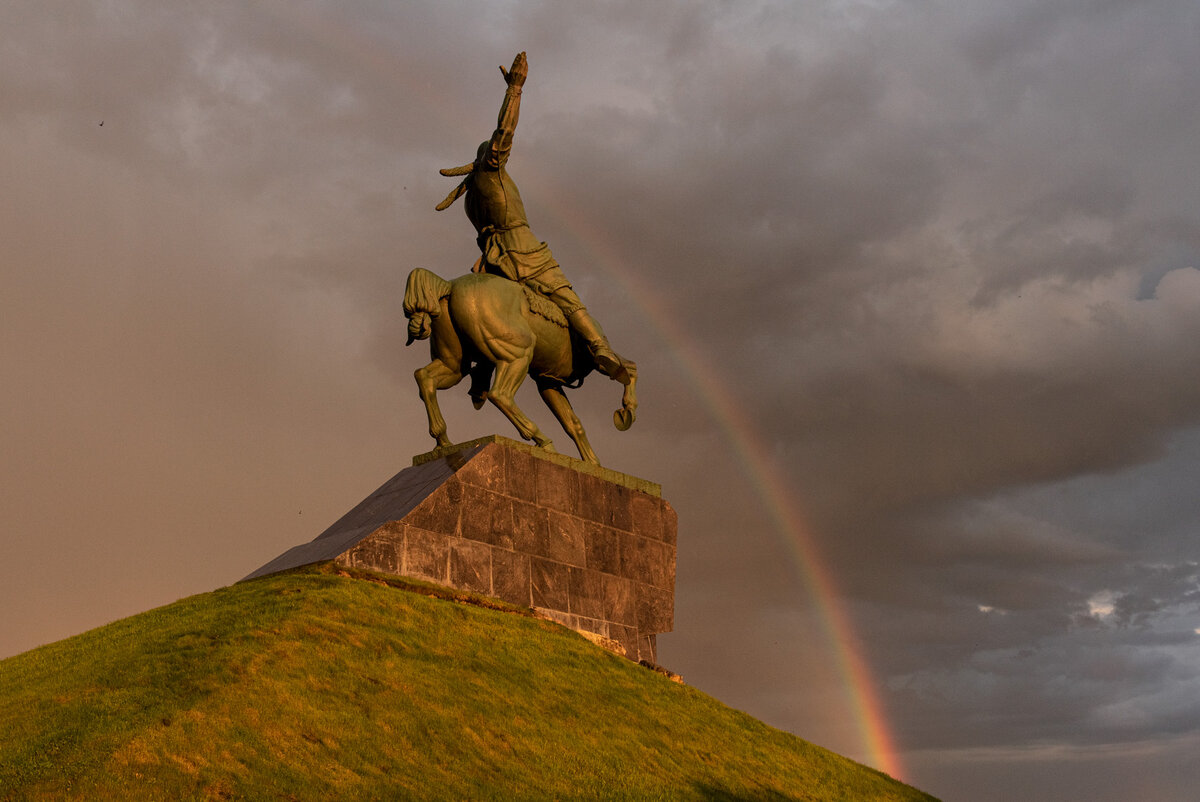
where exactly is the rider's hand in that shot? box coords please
[499,52,527,88]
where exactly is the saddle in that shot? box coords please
[467,253,568,329]
[522,284,568,329]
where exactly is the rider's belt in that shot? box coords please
[477,226,558,284]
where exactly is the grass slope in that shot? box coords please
[0,565,937,801]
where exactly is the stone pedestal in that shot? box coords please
[245,436,676,662]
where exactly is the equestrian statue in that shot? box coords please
[404,52,636,465]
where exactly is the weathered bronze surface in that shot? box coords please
[404,269,636,465]
[405,52,637,464]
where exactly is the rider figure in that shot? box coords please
[436,52,629,385]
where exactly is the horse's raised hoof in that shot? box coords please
[613,408,635,431]
[471,393,487,410]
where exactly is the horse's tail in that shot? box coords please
[404,268,453,344]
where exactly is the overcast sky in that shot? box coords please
[3,2,1200,800]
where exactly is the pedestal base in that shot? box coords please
[245,436,676,662]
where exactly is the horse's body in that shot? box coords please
[403,268,635,465]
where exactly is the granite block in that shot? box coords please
[491,549,531,607]
[568,566,606,619]
[572,476,631,531]
[339,529,401,575]
[584,521,622,575]
[405,477,463,535]
[546,510,587,566]
[531,557,570,610]
[576,472,610,523]
[453,442,507,493]
[635,584,674,633]
[505,446,538,502]
[405,527,450,583]
[449,537,492,595]
[372,520,408,545]
[630,493,664,541]
[607,483,634,532]
[511,499,549,554]
[601,573,637,626]
[534,457,578,514]
[620,534,674,590]
[662,501,678,547]
[459,484,514,549]
[338,537,398,576]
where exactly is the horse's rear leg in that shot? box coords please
[416,360,464,447]
[537,379,598,464]
[488,356,554,451]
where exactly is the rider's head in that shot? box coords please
[475,140,491,167]
[435,143,492,210]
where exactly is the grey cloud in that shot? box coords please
[5,2,1200,800]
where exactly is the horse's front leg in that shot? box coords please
[415,359,464,447]
[614,359,638,431]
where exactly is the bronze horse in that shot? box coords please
[403,268,636,465]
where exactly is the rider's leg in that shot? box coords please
[549,287,631,385]
[568,308,628,384]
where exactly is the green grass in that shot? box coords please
[0,564,937,801]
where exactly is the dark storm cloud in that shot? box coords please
[4,2,1200,800]
[505,0,1200,784]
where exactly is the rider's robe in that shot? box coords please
[459,97,579,312]
[466,166,566,292]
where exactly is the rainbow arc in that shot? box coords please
[255,9,904,779]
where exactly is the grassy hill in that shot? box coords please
[0,564,937,801]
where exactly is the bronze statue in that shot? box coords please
[403,52,637,465]
[404,268,636,464]
[434,51,631,386]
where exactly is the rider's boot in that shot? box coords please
[568,308,631,385]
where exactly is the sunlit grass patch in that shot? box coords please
[0,564,937,801]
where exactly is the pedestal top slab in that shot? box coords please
[413,435,661,498]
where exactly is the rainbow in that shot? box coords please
[531,187,906,781]
[253,6,904,780]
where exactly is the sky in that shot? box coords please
[2,1,1199,799]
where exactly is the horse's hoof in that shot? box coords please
[613,408,635,431]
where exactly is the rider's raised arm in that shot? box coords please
[482,52,527,170]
